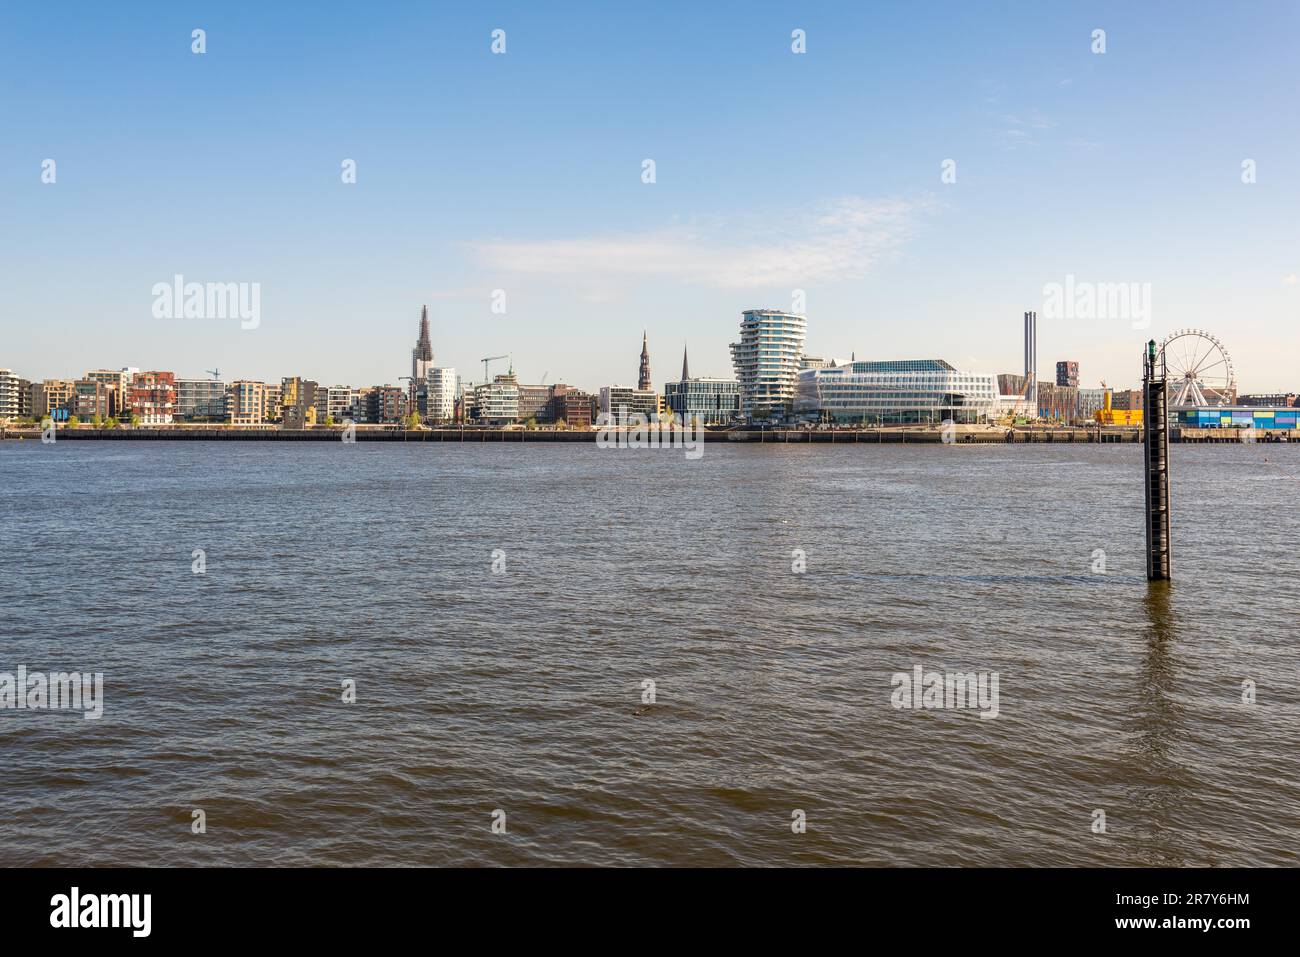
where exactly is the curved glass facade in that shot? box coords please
[729,310,807,419]
[794,359,998,424]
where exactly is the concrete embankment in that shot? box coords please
[1174,427,1293,443]
[2,426,1150,443]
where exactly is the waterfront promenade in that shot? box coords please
[2,425,1152,443]
[6,425,1289,444]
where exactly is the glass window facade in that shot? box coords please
[1176,407,1299,429]
[664,378,740,424]
[794,359,998,424]
[176,379,228,420]
[599,386,657,421]
[729,310,807,419]
[474,377,519,423]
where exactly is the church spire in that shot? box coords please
[410,305,434,411]
[638,330,652,391]
[681,342,690,381]
[414,305,432,361]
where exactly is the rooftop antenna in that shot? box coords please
[205,368,221,380]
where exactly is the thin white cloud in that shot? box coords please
[467,196,934,289]
[1000,110,1055,130]
[992,109,1056,149]
[1283,273,1298,286]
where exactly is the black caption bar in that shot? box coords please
[0,867,1279,943]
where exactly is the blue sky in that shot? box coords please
[3,1,1297,392]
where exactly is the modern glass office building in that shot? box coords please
[794,359,998,424]
[664,378,740,425]
[729,309,807,419]
[176,378,228,421]
[598,386,658,421]
[1175,406,1299,430]
[473,375,519,424]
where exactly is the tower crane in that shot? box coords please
[481,355,509,382]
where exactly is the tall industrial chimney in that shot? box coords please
[1023,311,1038,409]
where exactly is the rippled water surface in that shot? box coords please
[2,440,1298,866]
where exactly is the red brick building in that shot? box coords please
[558,390,596,428]
[130,371,177,424]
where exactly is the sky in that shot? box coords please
[2,1,1298,393]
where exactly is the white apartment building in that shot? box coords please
[729,309,807,420]
[0,369,20,420]
[426,367,457,422]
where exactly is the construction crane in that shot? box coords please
[205,368,221,380]
[481,355,509,383]
[540,372,549,386]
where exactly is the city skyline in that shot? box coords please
[10,2,1300,392]
[3,302,1283,402]
[2,300,1289,408]
[3,2,1299,899]
[3,3,1298,392]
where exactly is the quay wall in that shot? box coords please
[1,426,1154,443]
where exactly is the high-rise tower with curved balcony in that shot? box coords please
[728,309,806,420]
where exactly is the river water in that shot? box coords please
[1,440,1297,865]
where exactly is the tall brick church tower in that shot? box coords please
[638,331,651,391]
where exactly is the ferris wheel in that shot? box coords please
[1158,329,1235,406]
